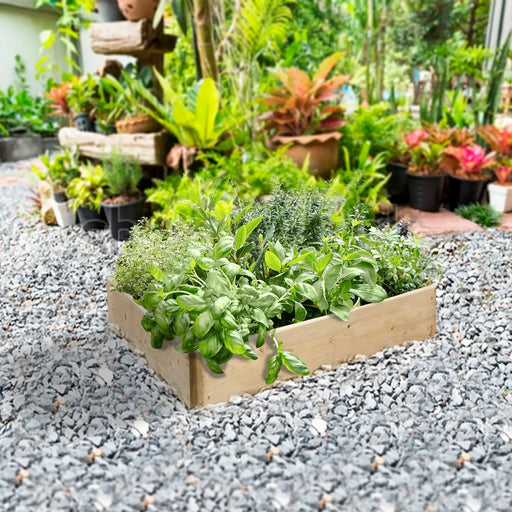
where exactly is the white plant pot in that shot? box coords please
[52,199,76,227]
[487,182,512,213]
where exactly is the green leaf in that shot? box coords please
[139,290,163,311]
[252,308,268,326]
[199,332,222,359]
[234,225,247,251]
[257,293,278,309]
[206,358,223,374]
[282,351,309,376]
[141,312,156,332]
[173,312,189,339]
[294,282,318,302]
[236,243,254,259]
[316,252,333,273]
[223,331,246,355]
[205,271,230,294]
[150,327,164,349]
[241,344,258,360]
[153,0,167,28]
[265,251,282,273]
[215,346,233,365]
[224,263,241,279]
[212,236,234,259]
[154,300,175,334]
[212,296,231,317]
[351,284,387,303]
[294,302,307,323]
[193,310,214,338]
[265,354,282,385]
[195,77,219,146]
[244,216,262,238]
[256,325,267,348]
[182,330,199,352]
[221,311,238,329]
[177,294,206,310]
[329,304,350,322]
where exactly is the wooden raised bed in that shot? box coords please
[107,278,436,408]
[58,128,170,166]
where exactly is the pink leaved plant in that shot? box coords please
[494,166,512,185]
[403,129,427,149]
[445,144,496,179]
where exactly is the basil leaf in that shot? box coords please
[282,351,309,376]
[141,312,156,332]
[150,327,164,349]
[149,263,164,282]
[265,354,282,385]
[206,358,223,374]
[223,331,246,355]
[199,332,222,359]
[193,310,215,338]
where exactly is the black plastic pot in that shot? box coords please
[407,173,446,212]
[97,0,125,21]
[73,113,94,132]
[53,191,68,203]
[77,206,107,231]
[102,197,144,241]
[448,176,489,211]
[386,161,409,203]
[94,120,116,134]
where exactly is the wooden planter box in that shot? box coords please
[107,278,436,408]
[58,128,170,166]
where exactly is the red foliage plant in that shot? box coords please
[45,82,71,116]
[260,53,348,137]
[494,166,512,185]
[477,125,512,157]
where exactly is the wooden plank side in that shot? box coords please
[89,21,177,56]
[107,278,192,405]
[59,128,169,166]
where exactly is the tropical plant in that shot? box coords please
[477,125,512,157]
[102,149,143,198]
[455,203,501,227]
[45,81,71,116]
[444,144,495,178]
[327,142,390,222]
[67,75,96,114]
[31,148,80,192]
[260,52,348,137]
[67,164,107,212]
[404,128,447,175]
[493,166,512,185]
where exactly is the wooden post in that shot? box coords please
[192,0,218,81]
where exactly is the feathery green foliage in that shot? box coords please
[455,203,501,227]
[102,148,142,197]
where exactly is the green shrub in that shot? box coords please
[103,148,142,197]
[455,203,501,227]
[114,220,212,299]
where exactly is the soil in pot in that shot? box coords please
[102,194,144,241]
[448,176,489,211]
[97,0,125,21]
[77,206,107,231]
[73,113,94,132]
[117,0,158,20]
[273,132,342,179]
[386,161,408,203]
[407,173,446,212]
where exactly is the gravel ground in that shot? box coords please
[1,159,511,512]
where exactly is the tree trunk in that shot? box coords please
[193,0,218,81]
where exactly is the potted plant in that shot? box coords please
[260,52,348,178]
[31,148,80,227]
[404,129,448,212]
[67,75,96,132]
[99,67,160,134]
[101,148,145,241]
[117,0,159,21]
[444,144,495,210]
[487,165,512,213]
[45,81,72,127]
[67,163,107,231]
[97,0,125,21]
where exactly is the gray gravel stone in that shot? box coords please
[1,161,512,511]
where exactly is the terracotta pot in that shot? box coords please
[117,0,158,21]
[115,114,160,134]
[272,132,342,179]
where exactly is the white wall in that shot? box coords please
[0,2,66,93]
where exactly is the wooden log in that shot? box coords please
[107,277,437,408]
[89,20,176,56]
[58,128,170,166]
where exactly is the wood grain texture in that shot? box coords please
[107,278,436,408]
[58,128,170,166]
[89,20,176,56]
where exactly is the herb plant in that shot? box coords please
[67,164,107,212]
[455,203,501,228]
[103,149,143,198]
[31,148,80,193]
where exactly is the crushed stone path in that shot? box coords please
[0,159,511,512]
